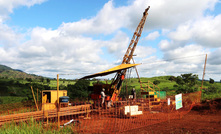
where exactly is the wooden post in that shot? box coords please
[148,81,151,112]
[37,88,38,106]
[31,86,39,111]
[57,74,60,129]
[200,54,207,101]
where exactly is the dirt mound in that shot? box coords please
[192,98,221,114]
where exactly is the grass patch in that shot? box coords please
[0,96,28,104]
[1,119,75,134]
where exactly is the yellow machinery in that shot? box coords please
[42,90,68,110]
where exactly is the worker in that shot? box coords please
[100,88,106,107]
[132,88,136,100]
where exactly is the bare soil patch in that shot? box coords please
[124,99,221,134]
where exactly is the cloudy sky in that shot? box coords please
[0,0,220,80]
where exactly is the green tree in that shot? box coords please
[40,77,44,83]
[67,80,91,100]
[168,76,176,81]
[176,76,185,86]
[46,78,50,84]
[153,80,160,85]
[26,78,32,82]
[209,78,214,84]
[175,73,198,93]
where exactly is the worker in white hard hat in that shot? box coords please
[100,88,106,108]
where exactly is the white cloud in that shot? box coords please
[0,23,23,47]
[136,44,211,79]
[0,47,18,64]
[59,1,129,35]
[30,27,60,41]
[208,47,221,65]
[0,0,220,81]
[59,0,218,35]
[168,21,193,41]
[145,0,218,29]
[158,40,170,51]
[105,31,129,55]
[0,0,47,21]
[0,0,48,50]
[163,44,208,64]
[134,46,156,58]
[192,15,221,47]
[168,15,221,48]
[145,31,160,40]
[137,55,206,79]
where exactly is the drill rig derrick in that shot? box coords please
[81,6,150,104]
[110,6,150,101]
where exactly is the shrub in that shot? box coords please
[168,76,176,81]
[0,98,3,104]
[209,78,214,84]
[203,85,218,94]
[153,80,160,85]
[67,79,91,100]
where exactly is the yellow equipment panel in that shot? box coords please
[42,90,67,104]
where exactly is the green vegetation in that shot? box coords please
[174,73,199,94]
[0,119,74,134]
[1,74,220,105]
[209,78,215,84]
[0,96,28,104]
[0,64,220,134]
[201,82,221,100]
[0,64,220,106]
[0,64,42,80]
[120,74,221,100]
[153,80,160,85]
[67,79,91,100]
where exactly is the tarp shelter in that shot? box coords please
[81,63,140,79]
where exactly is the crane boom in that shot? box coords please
[122,6,150,64]
[110,6,150,101]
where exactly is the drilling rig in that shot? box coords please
[110,6,150,101]
[82,6,150,105]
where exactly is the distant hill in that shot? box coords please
[0,65,13,72]
[0,64,42,79]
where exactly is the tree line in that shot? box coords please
[0,73,220,104]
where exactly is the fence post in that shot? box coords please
[148,81,151,112]
[57,74,60,129]
[31,86,39,111]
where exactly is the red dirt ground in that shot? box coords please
[124,102,221,134]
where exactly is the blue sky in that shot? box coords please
[0,0,221,80]
[8,0,107,29]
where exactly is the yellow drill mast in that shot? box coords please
[110,6,150,101]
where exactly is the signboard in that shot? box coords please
[175,94,183,110]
